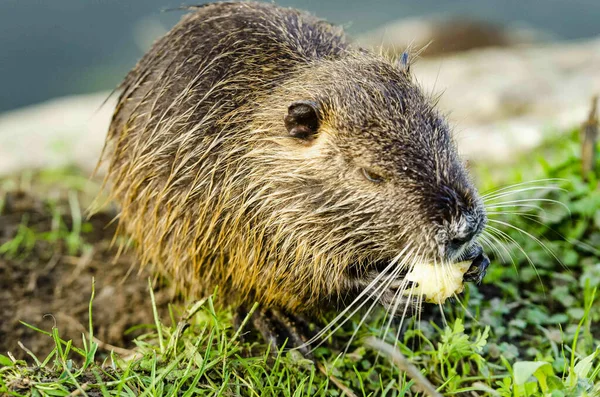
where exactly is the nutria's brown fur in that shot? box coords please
[101,2,487,317]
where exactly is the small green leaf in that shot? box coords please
[545,375,565,391]
[37,387,69,396]
[0,354,13,367]
[513,361,552,386]
[572,349,598,379]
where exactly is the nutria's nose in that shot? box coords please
[448,230,477,253]
[446,215,484,258]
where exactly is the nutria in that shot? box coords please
[101,1,489,349]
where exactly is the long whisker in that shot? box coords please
[394,280,417,344]
[568,238,600,256]
[486,198,570,214]
[435,258,448,327]
[489,205,599,262]
[481,178,567,199]
[486,225,545,293]
[483,186,566,203]
[486,211,546,219]
[485,203,546,211]
[379,247,422,340]
[341,246,424,354]
[416,288,424,341]
[389,249,424,346]
[488,219,566,270]
[487,204,584,259]
[482,179,566,198]
[480,233,511,265]
[482,230,521,273]
[342,262,406,354]
[489,213,569,244]
[453,290,479,324]
[300,244,412,349]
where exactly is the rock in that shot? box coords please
[411,37,600,161]
[0,92,115,176]
[357,16,546,58]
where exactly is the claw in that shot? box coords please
[235,306,316,358]
[463,251,490,284]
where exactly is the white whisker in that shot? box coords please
[488,219,566,270]
[481,178,566,199]
[485,203,545,211]
[483,186,566,203]
[452,290,479,324]
[299,244,413,350]
[394,280,417,344]
[480,233,511,265]
[482,230,520,273]
[486,211,546,219]
[435,258,447,327]
[342,266,404,354]
[485,226,545,291]
[486,198,570,214]
[379,247,422,341]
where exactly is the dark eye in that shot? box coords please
[361,168,384,184]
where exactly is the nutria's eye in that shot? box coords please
[361,168,384,184]
[284,100,320,140]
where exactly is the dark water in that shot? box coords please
[1,0,599,112]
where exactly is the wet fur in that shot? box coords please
[101,2,485,315]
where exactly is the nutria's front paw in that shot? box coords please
[234,305,316,357]
[462,244,490,284]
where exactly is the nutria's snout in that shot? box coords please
[431,187,489,284]
[455,208,489,283]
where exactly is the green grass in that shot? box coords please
[0,190,92,259]
[1,130,599,396]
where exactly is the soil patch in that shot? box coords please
[0,191,172,360]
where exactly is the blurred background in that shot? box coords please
[1,0,600,174]
[2,0,600,112]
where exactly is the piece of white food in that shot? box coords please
[403,261,471,304]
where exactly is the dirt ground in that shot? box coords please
[0,190,173,360]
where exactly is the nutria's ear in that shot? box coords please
[284,100,320,140]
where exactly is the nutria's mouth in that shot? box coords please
[367,245,489,285]
[349,245,490,309]
[373,247,490,314]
